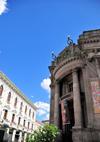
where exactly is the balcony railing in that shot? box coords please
[59,92,73,104]
[57,50,70,64]
[28,128,31,134]
[23,126,27,132]
[2,119,10,127]
[10,122,17,129]
[17,124,23,130]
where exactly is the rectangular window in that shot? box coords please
[23,120,25,127]
[28,122,30,129]
[18,117,21,125]
[12,114,15,123]
[69,83,73,92]
[3,110,7,119]
[31,124,33,130]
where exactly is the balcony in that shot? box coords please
[59,92,73,104]
[2,119,10,127]
[17,124,23,131]
[23,126,27,132]
[10,122,17,129]
[31,129,34,134]
[27,128,31,134]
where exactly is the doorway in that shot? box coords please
[62,100,74,142]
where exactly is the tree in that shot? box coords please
[26,124,60,142]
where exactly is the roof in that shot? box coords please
[0,71,38,110]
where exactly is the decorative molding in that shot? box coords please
[0,71,38,110]
[4,105,10,110]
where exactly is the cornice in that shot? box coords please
[53,56,82,76]
[0,71,38,111]
[36,120,45,126]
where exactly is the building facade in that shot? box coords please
[49,29,100,142]
[0,71,38,142]
[35,120,45,130]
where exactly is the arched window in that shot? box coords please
[20,102,23,110]
[14,98,17,107]
[7,92,11,102]
[32,112,34,119]
[25,106,27,114]
[0,85,3,96]
[29,109,31,116]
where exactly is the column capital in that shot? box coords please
[55,80,60,84]
[71,68,78,73]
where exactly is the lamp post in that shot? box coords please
[67,35,73,46]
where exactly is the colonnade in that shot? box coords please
[54,69,82,128]
[3,128,33,142]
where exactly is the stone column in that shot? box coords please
[3,128,9,142]
[72,69,82,128]
[11,130,16,142]
[82,67,93,128]
[50,83,55,124]
[23,133,27,142]
[18,131,22,142]
[95,58,100,83]
[54,81,60,128]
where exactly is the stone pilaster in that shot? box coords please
[23,133,27,142]
[72,69,82,128]
[54,82,60,128]
[11,130,16,142]
[95,58,100,83]
[18,131,22,142]
[3,128,9,142]
[82,67,93,128]
[50,83,55,124]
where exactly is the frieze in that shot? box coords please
[53,56,81,76]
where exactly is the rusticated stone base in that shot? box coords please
[72,128,100,142]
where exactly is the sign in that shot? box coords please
[91,81,100,113]
[61,99,70,125]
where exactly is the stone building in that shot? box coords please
[0,71,37,142]
[48,29,100,142]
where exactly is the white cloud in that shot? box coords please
[46,114,49,120]
[41,78,51,93]
[31,95,34,97]
[0,0,8,15]
[37,109,46,116]
[34,101,50,112]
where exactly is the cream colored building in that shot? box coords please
[0,71,38,142]
[35,120,45,130]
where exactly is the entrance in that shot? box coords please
[0,130,4,142]
[62,100,74,142]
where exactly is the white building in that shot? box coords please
[35,120,45,130]
[0,71,38,142]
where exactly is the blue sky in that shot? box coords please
[0,0,100,121]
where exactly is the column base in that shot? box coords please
[73,125,83,129]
